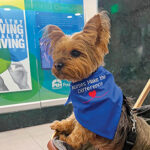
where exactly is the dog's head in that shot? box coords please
[43,11,110,82]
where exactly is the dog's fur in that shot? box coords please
[44,11,150,150]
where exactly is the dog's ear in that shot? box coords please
[83,11,110,55]
[43,25,65,54]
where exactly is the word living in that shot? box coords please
[0,19,25,49]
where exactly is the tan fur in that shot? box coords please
[132,117,150,150]
[44,11,150,150]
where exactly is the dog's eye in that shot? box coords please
[70,50,81,58]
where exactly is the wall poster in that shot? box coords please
[0,0,32,93]
[0,0,84,107]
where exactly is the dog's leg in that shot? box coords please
[59,122,94,149]
[50,113,75,134]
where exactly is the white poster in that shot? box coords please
[0,8,32,93]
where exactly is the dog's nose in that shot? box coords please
[55,62,64,71]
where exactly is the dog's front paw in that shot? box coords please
[50,121,63,132]
[59,134,67,141]
[59,134,81,150]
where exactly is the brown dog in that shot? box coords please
[44,11,150,150]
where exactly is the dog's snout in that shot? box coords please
[55,62,64,71]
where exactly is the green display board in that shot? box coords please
[0,0,84,106]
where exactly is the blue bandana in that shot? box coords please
[65,66,123,140]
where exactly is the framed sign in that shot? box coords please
[0,0,84,108]
[0,1,32,93]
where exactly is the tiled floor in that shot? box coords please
[0,123,54,150]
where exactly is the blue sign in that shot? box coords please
[0,8,28,62]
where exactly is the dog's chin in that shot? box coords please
[52,69,72,81]
[52,68,83,82]
[52,71,65,80]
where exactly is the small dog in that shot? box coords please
[44,11,150,150]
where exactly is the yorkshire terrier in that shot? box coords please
[44,11,150,150]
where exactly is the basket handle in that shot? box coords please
[133,79,150,108]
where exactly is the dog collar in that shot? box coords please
[65,66,123,140]
[123,114,136,150]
